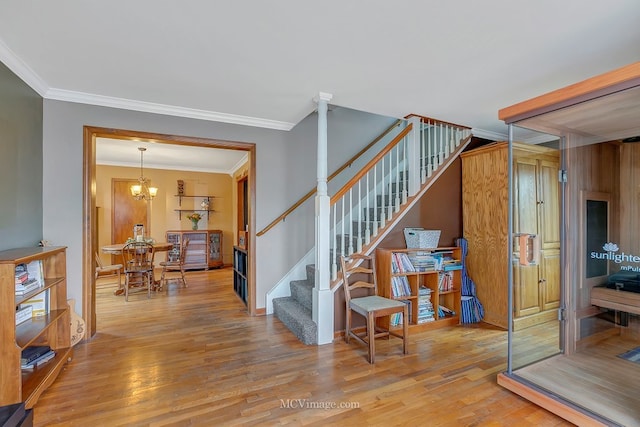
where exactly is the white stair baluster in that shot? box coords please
[387,150,393,221]
[340,196,345,261]
[365,170,371,245]
[403,136,408,205]
[373,165,379,235]
[357,181,362,253]
[379,159,386,228]
[394,144,400,213]
[331,203,337,280]
[439,122,444,165]
[348,189,353,255]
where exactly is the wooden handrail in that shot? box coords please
[330,124,413,204]
[404,114,472,130]
[256,119,403,236]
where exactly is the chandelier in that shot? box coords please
[130,147,158,201]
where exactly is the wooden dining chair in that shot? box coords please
[340,253,408,364]
[121,241,155,301]
[95,252,122,288]
[159,238,190,291]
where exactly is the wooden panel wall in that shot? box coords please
[565,142,619,310]
[564,140,620,352]
[619,143,640,256]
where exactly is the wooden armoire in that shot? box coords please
[461,141,560,330]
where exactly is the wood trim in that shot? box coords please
[256,119,403,236]
[83,126,259,340]
[330,124,413,204]
[404,114,472,130]
[83,126,97,338]
[499,62,640,123]
[497,373,608,427]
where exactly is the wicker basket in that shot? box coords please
[404,228,441,249]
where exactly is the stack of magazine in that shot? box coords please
[21,345,55,370]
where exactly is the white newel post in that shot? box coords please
[313,91,334,345]
[407,116,421,197]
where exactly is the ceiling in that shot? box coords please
[95,138,248,175]
[1,1,639,165]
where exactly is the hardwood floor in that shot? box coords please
[34,268,570,426]
[515,320,640,426]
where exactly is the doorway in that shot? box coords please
[83,126,257,338]
[111,178,149,262]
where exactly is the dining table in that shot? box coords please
[101,241,174,295]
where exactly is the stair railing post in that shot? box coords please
[313,91,334,345]
[407,116,421,197]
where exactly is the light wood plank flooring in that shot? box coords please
[515,323,640,426]
[33,268,571,426]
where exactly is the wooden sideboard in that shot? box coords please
[166,230,223,270]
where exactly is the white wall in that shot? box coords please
[42,100,396,314]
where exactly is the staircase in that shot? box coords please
[271,115,473,345]
[272,264,317,345]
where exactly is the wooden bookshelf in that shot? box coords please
[233,246,248,305]
[375,247,462,331]
[0,246,71,409]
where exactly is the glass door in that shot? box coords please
[507,129,563,371]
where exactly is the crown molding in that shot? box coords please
[0,39,48,96]
[45,88,296,131]
[229,152,249,176]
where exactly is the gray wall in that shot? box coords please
[42,99,395,314]
[0,62,43,250]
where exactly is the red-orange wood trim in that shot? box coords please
[499,62,640,123]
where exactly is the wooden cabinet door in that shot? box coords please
[514,157,541,317]
[184,232,207,269]
[208,231,222,267]
[538,159,560,250]
[541,249,561,311]
[538,158,560,312]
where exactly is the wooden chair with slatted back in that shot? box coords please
[340,253,408,364]
[95,252,123,288]
[159,238,190,291]
[121,241,154,301]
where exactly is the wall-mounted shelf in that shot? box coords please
[174,195,216,207]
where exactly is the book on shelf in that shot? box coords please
[438,272,454,292]
[417,287,435,322]
[15,305,33,325]
[390,300,412,326]
[392,252,415,273]
[438,305,456,317]
[19,289,50,317]
[27,259,44,283]
[15,270,28,284]
[391,276,412,297]
[21,349,56,370]
[15,278,41,295]
[407,251,444,271]
[21,345,52,364]
[14,260,44,295]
